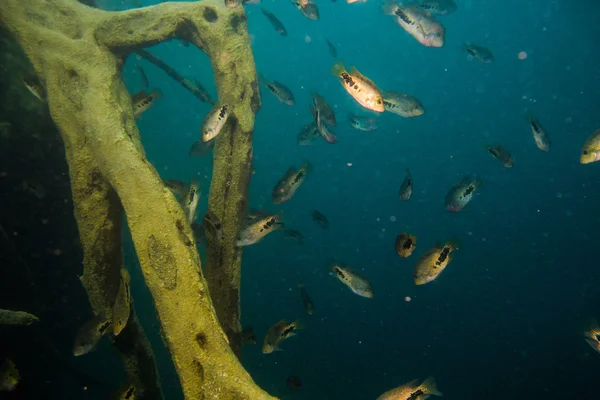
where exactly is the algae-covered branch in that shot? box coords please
[0,0,268,398]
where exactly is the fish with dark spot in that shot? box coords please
[132,88,162,119]
[284,229,304,244]
[297,122,320,146]
[399,168,413,200]
[0,359,19,392]
[326,39,337,57]
[463,42,494,63]
[377,377,442,400]
[298,283,314,314]
[261,7,287,36]
[202,103,230,142]
[262,319,302,353]
[382,1,445,47]
[526,113,550,152]
[259,73,295,105]
[311,210,329,229]
[348,112,378,132]
[330,260,373,298]
[272,162,312,204]
[445,175,480,212]
[395,233,417,258]
[485,145,513,168]
[414,241,458,285]
[580,129,600,164]
[237,209,284,246]
[203,210,223,241]
[112,268,131,336]
[331,60,384,112]
[292,1,319,20]
[73,314,112,356]
[164,179,190,197]
[383,91,424,117]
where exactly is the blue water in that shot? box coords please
[121,0,600,399]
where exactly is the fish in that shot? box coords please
[297,122,320,146]
[348,112,378,132]
[189,138,215,157]
[179,177,200,224]
[203,210,223,241]
[445,175,481,212]
[284,229,304,244]
[298,283,314,314]
[272,162,311,204]
[242,326,257,345]
[236,210,284,247]
[414,241,458,285]
[0,359,19,392]
[292,1,319,20]
[347,0,367,3]
[132,89,162,119]
[21,179,46,199]
[382,2,445,48]
[331,261,374,298]
[326,39,338,57]
[383,91,425,117]
[526,113,550,152]
[311,103,338,144]
[262,319,302,354]
[191,222,206,243]
[202,103,230,142]
[225,0,261,8]
[463,42,494,63]
[22,75,45,101]
[583,319,600,354]
[164,179,190,197]
[311,91,337,126]
[399,168,413,200]
[485,145,513,168]
[261,7,287,36]
[73,314,112,356]
[112,268,132,336]
[581,129,600,164]
[376,377,443,400]
[259,74,295,105]
[286,375,303,390]
[417,0,457,15]
[331,61,385,112]
[311,210,329,229]
[395,233,417,258]
[137,66,149,87]
[114,383,136,400]
[0,308,40,326]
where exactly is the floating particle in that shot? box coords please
[405,296,411,302]
[347,163,353,167]
[42,218,50,225]
[390,216,396,222]
[305,34,311,43]
[0,171,7,177]
[376,217,380,222]
[518,51,527,60]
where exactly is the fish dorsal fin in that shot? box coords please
[131,90,148,103]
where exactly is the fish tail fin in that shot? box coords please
[524,110,536,124]
[330,60,346,77]
[381,0,398,16]
[584,317,600,335]
[292,320,305,331]
[301,161,313,175]
[257,72,266,86]
[446,238,461,252]
[420,377,443,396]
[406,167,411,175]
[151,88,163,100]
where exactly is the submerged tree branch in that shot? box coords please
[0,0,267,398]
